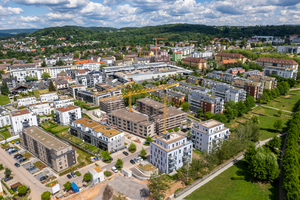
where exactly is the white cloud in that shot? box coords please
[20,15,39,22]
[12,0,68,5]
[0,5,23,15]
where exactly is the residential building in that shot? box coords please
[0,107,11,128]
[277,46,300,54]
[190,51,213,59]
[150,133,192,174]
[88,166,105,184]
[226,67,245,75]
[87,55,101,62]
[17,96,37,107]
[255,57,298,70]
[207,71,236,82]
[187,76,202,84]
[188,90,224,114]
[136,57,150,64]
[167,90,186,105]
[178,81,210,95]
[10,64,41,82]
[101,57,115,66]
[11,85,32,95]
[41,66,72,78]
[69,84,86,98]
[29,103,52,116]
[2,78,17,89]
[51,78,69,90]
[215,53,246,63]
[69,118,125,152]
[181,57,206,70]
[76,71,103,87]
[9,109,38,134]
[76,62,101,71]
[100,99,125,113]
[172,52,183,62]
[212,83,247,103]
[53,98,74,108]
[263,66,297,80]
[136,98,186,134]
[108,109,155,138]
[191,119,230,152]
[242,70,263,78]
[40,92,58,102]
[248,74,277,90]
[217,59,238,67]
[244,81,262,100]
[54,105,82,126]
[45,57,59,65]
[169,46,194,56]
[20,126,77,172]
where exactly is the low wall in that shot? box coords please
[0,135,20,144]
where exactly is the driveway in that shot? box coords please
[82,109,101,122]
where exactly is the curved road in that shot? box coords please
[0,147,49,199]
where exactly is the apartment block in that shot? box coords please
[188,90,224,114]
[136,98,186,134]
[178,81,210,95]
[182,57,207,70]
[233,78,262,99]
[20,126,77,172]
[69,84,86,98]
[69,118,125,152]
[10,109,38,134]
[53,98,74,108]
[150,133,192,174]
[212,83,247,103]
[39,92,58,102]
[108,109,155,138]
[100,99,125,114]
[207,71,236,82]
[226,67,245,75]
[29,103,52,116]
[17,96,37,107]
[191,119,230,153]
[248,74,277,90]
[242,70,263,78]
[54,105,82,126]
[215,52,246,63]
[0,108,11,128]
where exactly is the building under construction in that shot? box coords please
[100,99,125,113]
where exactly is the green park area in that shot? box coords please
[265,89,300,112]
[186,160,279,200]
[0,95,10,105]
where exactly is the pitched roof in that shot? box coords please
[182,57,206,63]
[216,52,245,58]
[55,105,79,112]
[218,59,238,65]
[256,57,298,65]
[75,59,99,64]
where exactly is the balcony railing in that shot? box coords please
[168,156,175,161]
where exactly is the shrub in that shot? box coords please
[41,191,51,200]
[83,173,92,182]
[231,176,245,180]
[75,171,81,176]
[104,171,112,177]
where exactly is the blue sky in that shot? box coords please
[0,0,299,29]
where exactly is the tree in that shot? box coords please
[251,115,260,124]
[274,119,283,130]
[73,52,80,58]
[4,168,11,178]
[1,82,9,96]
[83,173,92,182]
[197,108,204,118]
[148,171,166,200]
[41,191,51,200]
[205,111,214,120]
[174,127,180,132]
[115,158,123,170]
[268,136,281,149]
[17,185,28,196]
[140,147,147,158]
[277,109,283,116]
[48,80,56,92]
[244,143,257,164]
[25,75,31,82]
[41,72,50,80]
[145,136,152,145]
[181,102,190,112]
[63,181,72,190]
[41,61,46,67]
[100,151,111,161]
[168,129,173,133]
[129,143,137,153]
[236,101,247,116]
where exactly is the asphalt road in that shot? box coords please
[0,146,49,199]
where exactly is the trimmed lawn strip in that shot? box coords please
[22,152,34,159]
[185,160,279,200]
[0,129,11,139]
[265,90,300,112]
[0,95,10,105]
[33,161,47,170]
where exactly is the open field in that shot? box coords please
[185,160,279,200]
[226,106,291,141]
[265,90,300,112]
[0,95,10,105]
[0,129,11,139]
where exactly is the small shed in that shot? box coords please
[88,166,105,184]
[121,168,132,177]
[11,182,21,192]
[71,182,79,193]
[51,184,60,195]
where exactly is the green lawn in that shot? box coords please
[226,106,291,141]
[0,95,10,105]
[80,143,101,153]
[0,130,11,139]
[265,90,300,112]
[33,90,40,98]
[185,160,279,200]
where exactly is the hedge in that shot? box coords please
[104,171,112,177]
[75,171,81,176]
[1,180,14,195]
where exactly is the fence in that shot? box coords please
[0,135,20,144]
[174,150,245,198]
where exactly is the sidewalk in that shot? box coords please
[259,104,293,113]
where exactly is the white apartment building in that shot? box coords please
[150,133,192,174]
[69,84,86,98]
[212,83,247,103]
[263,66,298,80]
[190,51,213,59]
[191,119,230,153]
[29,103,52,116]
[10,64,41,82]
[17,96,37,107]
[40,66,72,78]
[53,98,74,108]
[277,46,300,54]
[54,105,82,126]
[39,92,58,102]
[45,57,59,65]
[9,109,38,134]
[77,63,101,71]
[168,46,194,56]
[0,108,11,128]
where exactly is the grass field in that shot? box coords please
[0,95,10,105]
[226,106,291,141]
[33,161,47,170]
[265,90,300,112]
[185,160,279,200]
[0,130,11,139]
[80,143,101,153]
[33,90,40,98]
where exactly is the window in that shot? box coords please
[59,162,62,165]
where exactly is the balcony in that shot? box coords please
[169,159,176,165]
[184,149,191,155]
[169,165,176,171]
[22,121,30,128]
[168,156,175,161]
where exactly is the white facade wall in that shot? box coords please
[77,63,100,71]
[40,93,58,102]
[11,68,41,82]
[263,67,298,80]
[0,115,10,128]
[29,103,52,115]
[10,111,38,134]
[55,107,82,126]
[17,96,37,107]
[53,99,74,108]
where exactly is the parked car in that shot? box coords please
[111,166,118,173]
[109,157,113,161]
[14,154,23,159]
[40,176,46,181]
[130,159,135,164]
[134,158,140,163]
[14,163,20,168]
[18,158,27,163]
[9,150,17,154]
[28,166,36,171]
[4,176,13,182]
[5,147,13,152]
[67,174,72,179]
[71,171,76,178]
[123,151,129,156]
[138,156,143,162]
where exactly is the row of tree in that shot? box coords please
[258,81,290,103]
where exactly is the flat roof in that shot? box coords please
[198,119,223,128]
[73,118,121,137]
[10,109,30,117]
[158,133,185,144]
[94,166,102,173]
[55,105,79,112]
[109,109,153,126]
[23,126,69,151]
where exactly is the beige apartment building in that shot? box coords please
[100,99,125,113]
[108,109,155,138]
[136,98,186,134]
[248,74,277,90]
[20,126,77,172]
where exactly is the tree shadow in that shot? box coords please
[268,178,280,200]
[140,188,150,198]
[260,128,278,133]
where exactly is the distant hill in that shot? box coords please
[0,28,39,37]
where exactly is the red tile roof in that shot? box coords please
[182,57,206,63]
[217,52,245,58]
[256,57,298,65]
